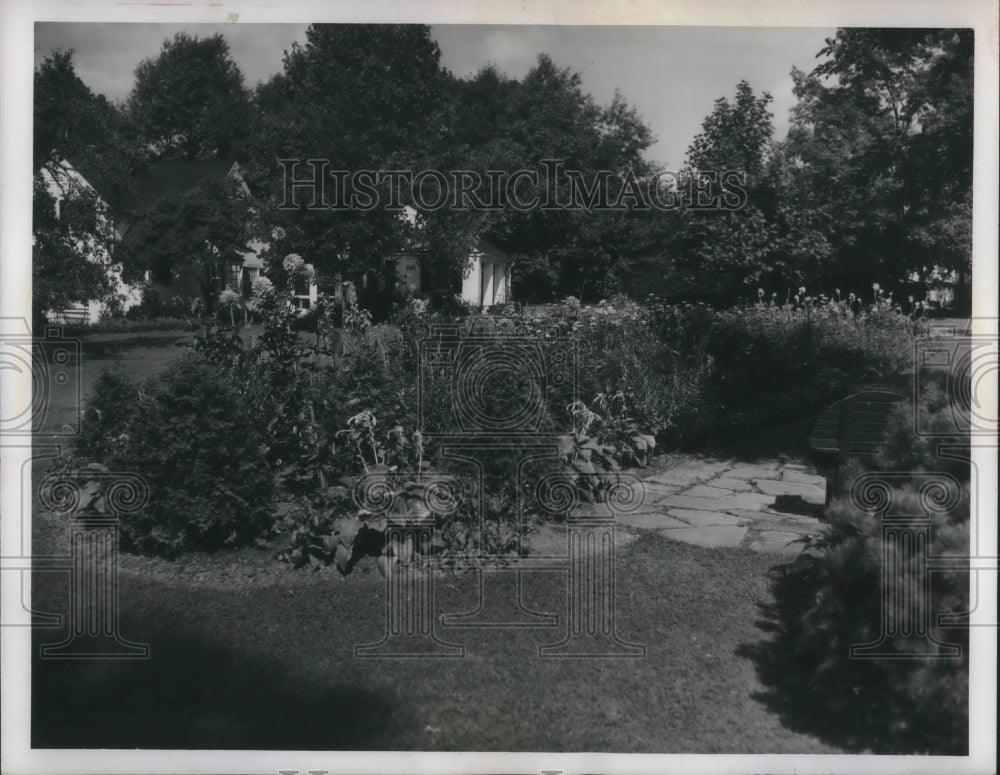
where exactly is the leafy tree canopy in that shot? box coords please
[126,32,252,160]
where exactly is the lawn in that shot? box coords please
[30,530,844,753]
[34,329,189,440]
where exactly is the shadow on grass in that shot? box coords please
[32,622,411,750]
[737,559,968,755]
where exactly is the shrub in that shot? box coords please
[74,365,140,461]
[774,485,969,753]
[874,377,970,483]
[125,286,192,321]
[768,383,970,753]
[108,353,274,555]
[639,294,922,449]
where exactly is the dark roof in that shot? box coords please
[475,238,509,263]
[61,157,243,217]
[124,160,241,213]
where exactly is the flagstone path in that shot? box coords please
[616,458,828,555]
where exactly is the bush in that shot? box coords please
[125,286,193,321]
[874,376,970,483]
[107,353,274,555]
[766,385,970,753]
[641,294,921,449]
[773,485,969,752]
[74,365,140,461]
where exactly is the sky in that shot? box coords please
[34,23,835,166]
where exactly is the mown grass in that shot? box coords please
[31,532,843,753]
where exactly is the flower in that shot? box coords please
[218,289,240,307]
[252,276,275,297]
[283,253,305,274]
[872,282,881,291]
[271,226,286,241]
[798,286,806,295]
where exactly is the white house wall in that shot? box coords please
[37,159,143,324]
[461,255,482,306]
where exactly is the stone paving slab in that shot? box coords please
[778,470,827,487]
[684,483,743,499]
[644,460,732,486]
[708,477,754,491]
[617,511,690,530]
[668,508,747,527]
[660,524,749,549]
[658,492,776,512]
[727,462,782,478]
[748,531,807,556]
[778,463,814,472]
[637,482,684,501]
[751,519,824,535]
[754,478,826,503]
[633,457,830,554]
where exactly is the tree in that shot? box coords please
[686,81,774,179]
[457,56,662,301]
[32,175,120,322]
[245,24,453,303]
[32,51,142,324]
[126,33,252,160]
[784,29,973,299]
[124,177,252,312]
[666,81,786,303]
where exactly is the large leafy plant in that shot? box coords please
[279,411,461,575]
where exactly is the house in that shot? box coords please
[126,161,323,312]
[389,207,512,309]
[121,159,258,300]
[60,157,322,316]
[460,239,511,308]
[36,157,288,324]
[36,158,143,324]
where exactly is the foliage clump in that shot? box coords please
[765,389,970,754]
[74,353,274,556]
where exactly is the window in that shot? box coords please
[226,264,241,291]
[242,266,259,296]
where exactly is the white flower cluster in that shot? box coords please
[252,276,275,298]
[283,253,306,275]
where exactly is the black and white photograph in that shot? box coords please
[1,1,996,773]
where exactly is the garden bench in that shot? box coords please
[808,390,906,505]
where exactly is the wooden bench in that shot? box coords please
[808,390,906,505]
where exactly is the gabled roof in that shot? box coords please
[398,205,510,262]
[123,160,247,213]
[473,238,509,263]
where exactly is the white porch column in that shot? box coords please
[481,260,495,307]
[461,255,481,306]
[493,262,507,304]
